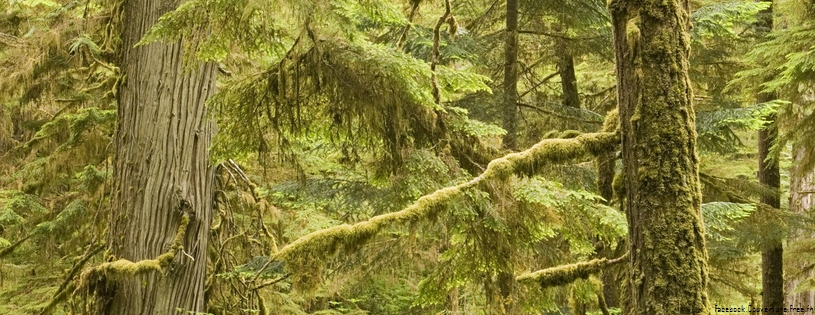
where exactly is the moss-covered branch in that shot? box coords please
[38,244,105,315]
[264,132,619,284]
[0,233,32,259]
[81,214,190,281]
[516,253,628,288]
[39,214,191,314]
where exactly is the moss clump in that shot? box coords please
[602,108,619,133]
[516,253,627,288]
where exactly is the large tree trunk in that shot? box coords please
[754,2,785,309]
[105,0,217,313]
[785,123,815,309]
[502,0,519,150]
[610,0,712,314]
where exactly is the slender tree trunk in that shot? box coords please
[502,0,519,150]
[755,2,785,309]
[610,0,712,314]
[497,271,516,315]
[557,42,580,109]
[105,0,217,313]
[499,0,519,308]
[758,112,784,309]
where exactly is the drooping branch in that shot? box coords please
[519,71,559,98]
[38,244,105,315]
[396,0,422,49]
[0,233,32,259]
[516,253,628,288]
[257,132,620,286]
[431,0,452,104]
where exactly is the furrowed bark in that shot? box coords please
[785,110,815,308]
[103,0,217,313]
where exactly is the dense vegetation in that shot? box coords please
[1,0,814,314]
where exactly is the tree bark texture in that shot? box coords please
[105,0,217,313]
[502,0,519,150]
[785,129,815,309]
[610,0,712,314]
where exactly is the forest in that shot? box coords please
[1,0,814,314]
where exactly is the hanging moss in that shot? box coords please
[516,253,627,288]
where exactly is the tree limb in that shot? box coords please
[516,253,628,288]
[253,132,621,285]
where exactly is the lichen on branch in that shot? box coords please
[516,253,628,288]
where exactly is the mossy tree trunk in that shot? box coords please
[104,0,217,313]
[610,0,712,314]
[754,1,785,309]
[502,0,519,150]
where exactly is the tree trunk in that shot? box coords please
[610,0,712,314]
[502,0,519,150]
[785,123,815,309]
[105,0,217,313]
[497,271,516,315]
[754,2,785,309]
[499,0,520,306]
[758,112,784,310]
[557,42,580,109]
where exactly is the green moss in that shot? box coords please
[558,130,582,139]
[70,214,191,298]
[516,254,627,288]
[602,108,619,133]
